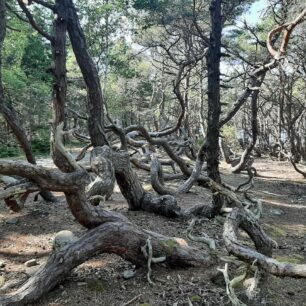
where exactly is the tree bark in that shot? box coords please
[224,208,306,278]
[205,0,223,217]
[94,146,181,218]
[65,0,108,147]
[86,148,115,204]
[0,221,212,306]
[230,77,263,173]
[50,0,73,172]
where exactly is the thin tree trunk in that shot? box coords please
[205,0,223,217]
[230,76,264,173]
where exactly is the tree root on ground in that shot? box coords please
[218,263,247,306]
[0,221,212,306]
[224,208,306,277]
[186,218,216,250]
[141,237,166,285]
[1,181,40,212]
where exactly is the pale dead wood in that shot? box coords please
[224,208,306,278]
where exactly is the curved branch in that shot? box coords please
[221,9,306,128]
[32,0,55,11]
[267,9,306,59]
[224,208,306,278]
[0,221,211,305]
[0,161,87,192]
[16,0,53,41]
[290,157,306,178]
[150,155,176,195]
[124,125,191,175]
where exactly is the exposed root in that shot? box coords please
[141,237,166,285]
[218,263,247,306]
[186,219,216,250]
[224,208,306,278]
[1,181,40,212]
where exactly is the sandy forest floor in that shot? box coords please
[1,156,306,306]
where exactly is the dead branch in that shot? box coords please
[290,157,306,178]
[75,143,92,162]
[1,182,40,212]
[224,208,306,278]
[141,237,166,285]
[16,0,53,41]
[186,218,216,250]
[267,9,306,59]
[218,263,247,306]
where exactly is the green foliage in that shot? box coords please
[1,8,53,155]
[0,145,20,158]
[222,125,236,141]
[31,127,50,155]
[190,295,202,303]
[221,125,241,151]
[31,138,50,155]
[108,39,139,78]
[133,0,170,12]
[21,34,52,82]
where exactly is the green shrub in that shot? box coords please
[0,146,20,158]
[31,138,50,155]
[221,125,241,151]
[31,126,51,155]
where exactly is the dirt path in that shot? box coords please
[0,157,306,305]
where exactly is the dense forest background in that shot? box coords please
[1,0,305,162]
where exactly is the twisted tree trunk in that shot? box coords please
[0,208,212,306]
[66,0,108,147]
